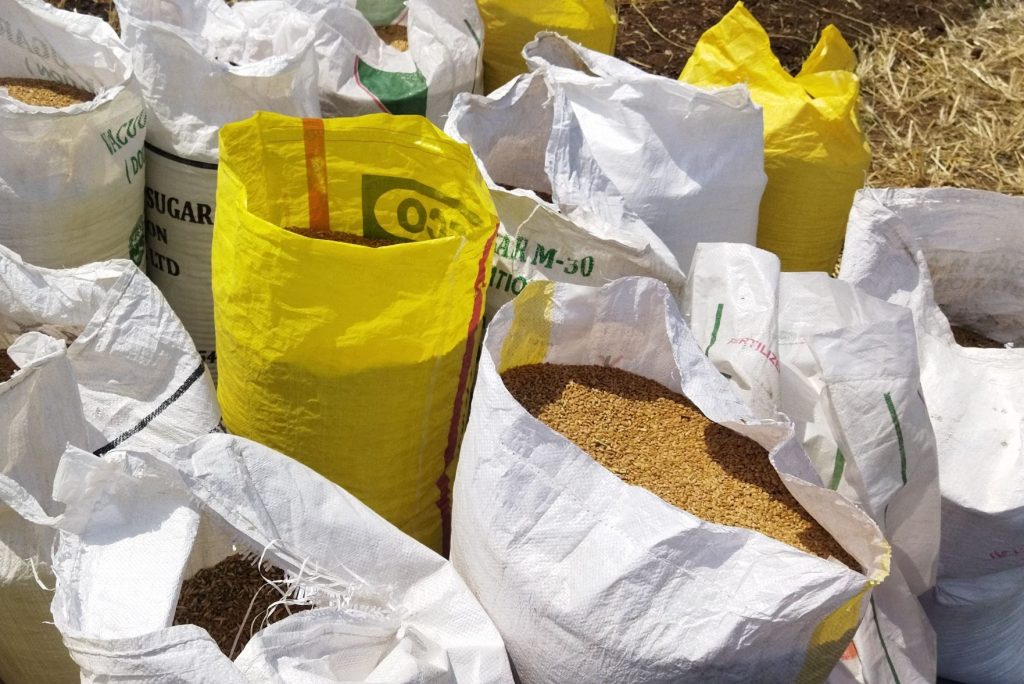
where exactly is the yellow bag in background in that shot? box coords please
[213,112,498,553]
[680,2,870,272]
[479,0,618,92]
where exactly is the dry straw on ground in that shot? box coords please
[859,0,1024,193]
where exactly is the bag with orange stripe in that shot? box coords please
[212,112,498,554]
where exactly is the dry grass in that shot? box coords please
[859,0,1024,193]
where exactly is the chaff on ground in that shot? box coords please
[859,0,1024,193]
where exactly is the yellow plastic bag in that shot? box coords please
[479,0,618,92]
[680,2,871,272]
[213,112,498,553]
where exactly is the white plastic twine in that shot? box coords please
[225,539,404,659]
[28,555,54,592]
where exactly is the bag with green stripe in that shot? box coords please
[280,0,484,122]
[685,243,941,684]
[454,276,889,683]
[841,188,1024,684]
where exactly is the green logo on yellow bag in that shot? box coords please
[362,175,480,242]
[129,214,145,266]
[355,58,428,117]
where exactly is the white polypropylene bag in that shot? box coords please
[49,434,514,683]
[453,276,888,683]
[0,0,146,269]
[684,243,781,419]
[0,336,87,683]
[445,74,686,317]
[0,245,220,452]
[115,0,320,369]
[0,244,219,683]
[686,244,941,684]
[778,274,940,684]
[841,187,1024,684]
[447,34,764,277]
[482,190,685,317]
[513,32,766,273]
[280,0,483,122]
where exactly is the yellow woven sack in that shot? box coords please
[213,112,498,553]
[680,2,870,272]
[479,0,618,92]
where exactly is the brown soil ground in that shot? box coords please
[52,0,988,77]
[616,0,990,76]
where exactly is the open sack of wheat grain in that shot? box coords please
[0,0,1019,681]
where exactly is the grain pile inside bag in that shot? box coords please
[48,434,514,682]
[0,0,146,270]
[113,0,321,372]
[680,2,870,272]
[685,243,942,683]
[213,112,498,555]
[278,0,483,123]
[477,0,617,92]
[0,244,219,684]
[840,187,1024,684]
[512,32,766,275]
[451,276,888,683]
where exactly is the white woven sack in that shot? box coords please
[0,0,146,269]
[452,276,888,683]
[0,335,87,683]
[841,187,1024,684]
[49,434,513,683]
[280,0,483,122]
[0,244,219,683]
[685,244,941,683]
[445,75,686,318]
[515,32,766,274]
[0,245,220,452]
[114,0,320,370]
[778,273,940,684]
[684,243,781,419]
